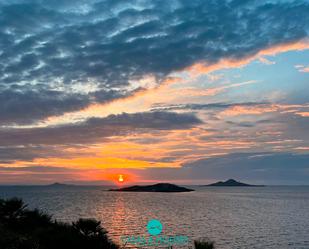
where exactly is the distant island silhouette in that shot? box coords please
[47,182,69,187]
[110,183,194,192]
[204,179,264,187]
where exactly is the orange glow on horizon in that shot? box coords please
[105,173,134,186]
[10,157,180,169]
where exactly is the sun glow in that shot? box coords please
[118,174,124,183]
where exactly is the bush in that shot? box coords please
[0,198,119,249]
[194,238,215,249]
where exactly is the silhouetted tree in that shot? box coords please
[73,218,106,237]
[0,198,119,249]
[0,198,27,223]
[194,238,215,249]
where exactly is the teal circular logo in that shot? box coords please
[147,219,163,235]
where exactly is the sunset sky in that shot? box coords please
[0,0,309,185]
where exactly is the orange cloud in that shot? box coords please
[220,104,309,117]
[23,157,180,169]
[187,39,309,77]
[295,112,309,117]
[220,105,279,116]
[178,80,257,97]
[294,64,309,73]
[258,57,275,65]
[299,67,309,73]
[294,147,309,151]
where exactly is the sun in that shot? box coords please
[118,174,124,183]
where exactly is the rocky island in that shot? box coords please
[204,179,264,187]
[110,183,194,192]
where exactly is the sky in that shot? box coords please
[0,0,308,185]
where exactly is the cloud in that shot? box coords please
[174,80,258,97]
[151,101,267,111]
[0,111,202,146]
[184,152,309,184]
[151,102,309,116]
[0,88,89,125]
[0,145,71,162]
[127,152,309,185]
[295,112,309,117]
[3,152,308,185]
[0,166,76,173]
[218,103,309,117]
[220,104,279,116]
[295,64,309,73]
[258,57,275,65]
[1,0,309,124]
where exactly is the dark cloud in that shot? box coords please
[0,145,71,162]
[0,85,129,125]
[0,88,89,125]
[129,152,309,185]
[184,152,309,184]
[0,111,202,146]
[279,113,309,141]
[151,102,267,111]
[225,120,256,127]
[0,0,309,124]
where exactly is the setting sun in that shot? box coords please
[118,174,124,183]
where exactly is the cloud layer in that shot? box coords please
[1,0,309,124]
[0,0,309,184]
[0,111,202,146]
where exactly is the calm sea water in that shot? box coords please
[1,185,309,249]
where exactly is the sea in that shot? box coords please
[0,185,309,249]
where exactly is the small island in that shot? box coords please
[110,183,194,192]
[204,179,264,187]
[46,182,69,187]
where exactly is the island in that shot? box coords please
[109,183,194,192]
[204,179,264,187]
[46,182,69,187]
